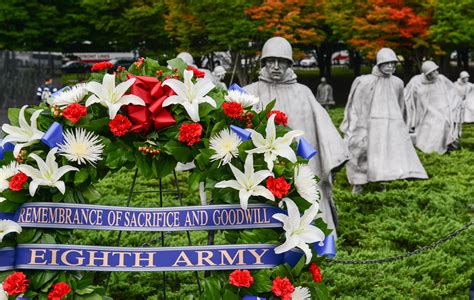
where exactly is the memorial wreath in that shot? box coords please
[0,57,332,299]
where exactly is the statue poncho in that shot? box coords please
[405,74,462,154]
[244,68,349,235]
[340,66,427,185]
[454,79,474,123]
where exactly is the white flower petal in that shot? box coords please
[239,189,253,210]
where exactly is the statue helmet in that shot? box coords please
[212,65,226,76]
[460,71,470,79]
[261,37,294,64]
[177,52,195,66]
[376,48,398,65]
[421,60,439,75]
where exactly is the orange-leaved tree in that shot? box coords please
[246,0,338,77]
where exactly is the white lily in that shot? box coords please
[85,73,145,119]
[1,105,45,156]
[0,220,22,242]
[18,147,78,196]
[215,154,274,210]
[0,162,18,192]
[162,69,216,122]
[246,114,304,171]
[294,164,320,204]
[273,198,325,264]
[0,197,5,203]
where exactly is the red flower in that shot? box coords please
[187,66,205,78]
[109,114,132,137]
[179,123,202,146]
[62,103,87,123]
[91,61,113,72]
[309,262,323,282]
[223,102,243,119]
[267,110,288,126]
[229,270,254,288]
[48,282,71,300]
[2,272,29,296]
[266,176,291,199]
[9,172,28,191]
[271,276,294,300]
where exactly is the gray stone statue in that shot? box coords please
[340,48,427,195]
[454,71,474,123]
[405,61,463,153]
[212,65,227,90]
[316,77,335,110]
[244,37,349,237]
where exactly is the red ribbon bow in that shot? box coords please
[126,74,176,133]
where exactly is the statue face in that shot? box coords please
[425,70,439,81]
[264,58,290,81]
[462,77,469,83]
[379,62,397,75]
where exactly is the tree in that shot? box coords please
[325,0,432,77]
[428,0,474,72]
[164,0,261,85]
[0,0,90,51]
[246,0,337,77]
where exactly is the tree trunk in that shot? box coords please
[349,50,361,77]
[460,48,469,70]
[316,48,326,79]
[324,47,332,78]
[438,54,450,75]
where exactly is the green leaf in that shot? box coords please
[260,99,276,118]
[16,228,37,243]
[2,189,28,204]
[202,277,221,299]
[222,290,239,300]
[164,139,193,162]
[195,149,214,170]
[167,57,187,73]
[0,199,20,213]
[154,154,177,178]
[7,107,21,126]
[251,269,273,293]
[292,255,306,277]
[74,168,90,185]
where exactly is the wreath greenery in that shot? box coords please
[0,57,330,299]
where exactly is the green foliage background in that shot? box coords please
[75,108,474,299]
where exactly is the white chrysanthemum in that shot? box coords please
[58,128,104,165]
[209,128,242,167]
[0,162,18,192]
[292,286,311,300]
[225,90,260,108]
[48,83,88,108]
[294,164,320,204]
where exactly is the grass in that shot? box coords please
[72,103,473,300]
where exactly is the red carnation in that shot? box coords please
[309,262,322,282]
[109,114,132,137]
[2,272,29,296]
[62,103,87,123]
[187,66,205,78]
[267,110,288,126]
[223,102,244,119]
[91,61,113,72]
[229,270,254,288]
[266,176,291,199]
[48,282,71,300]
[179,123,202,146]
[271,276,294,300]
[9,172,28,191]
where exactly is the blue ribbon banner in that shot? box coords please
[2,243,293,272]
[4,203,284,232]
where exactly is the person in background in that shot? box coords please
[405,61,462,153]
[36,77,57,103]
[341,48,427,195]
[244,36,349,237]
[316,77,335,110]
